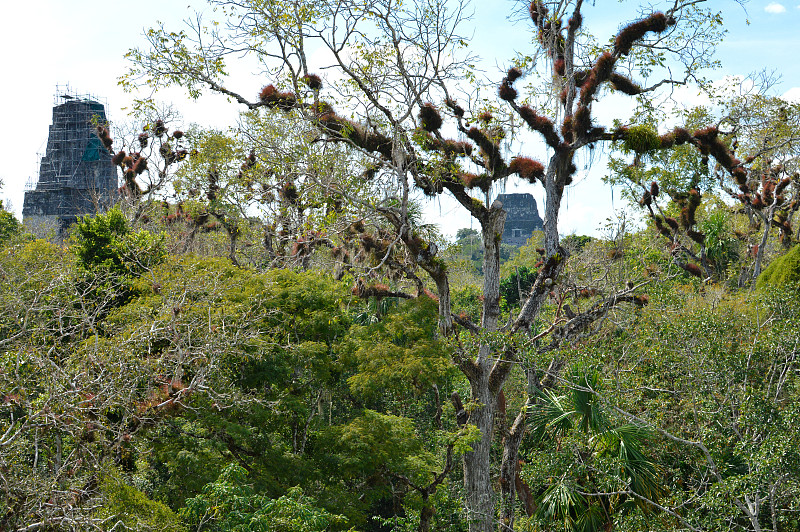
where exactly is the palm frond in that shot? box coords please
[570,367,608,434]
[528,388,575,441]
[536,480,588,529]
[573,501,610,532]
[605,424,666,508]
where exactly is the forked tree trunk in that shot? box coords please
[462,202,506,531]
[499,363,564,528]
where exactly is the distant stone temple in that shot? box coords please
[23,89,118,232]
[496,193,543,246]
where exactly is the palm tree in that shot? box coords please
[527,368,666,532]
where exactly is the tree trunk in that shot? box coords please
[462,202,506,531]
[463,363,496,532]
[227,224,240,267]
[419,492,434,532]
[752,208,773,283]
[499,409,527,530]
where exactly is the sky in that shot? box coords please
[1,0,799,239]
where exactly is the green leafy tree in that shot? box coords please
[499,266,539,309]
[71,207,166,277]
[335,410,480,532]
[181,464,348,531]
[113,260,353,506]
[345,296,455,402]
[341,297,476,530]
[0,237,177,530]
[96,469,186,531]
[608,82,800,286]
[0,200,20,245]
[456,228,479,241]
[571,284,800,531]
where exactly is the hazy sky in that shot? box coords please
[1,0,798,238]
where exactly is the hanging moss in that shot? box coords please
[757,244,800,289]
[622,124,661,153]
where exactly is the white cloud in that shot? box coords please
[782,87,800,102]
[765,2,787,14]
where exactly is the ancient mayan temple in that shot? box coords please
[23,89,118,232]
[496,193,544,246]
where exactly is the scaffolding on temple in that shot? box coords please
[22,85,118,233]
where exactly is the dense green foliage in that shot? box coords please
[0,205,20,245]
[97,470,186,531]
[757,242,800,289]
[180,464,347,531]
[4,197,798,530]
[4,0,800,530]
[500,266,538,308]
[0,225,475,530]
[72,207,167,276]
